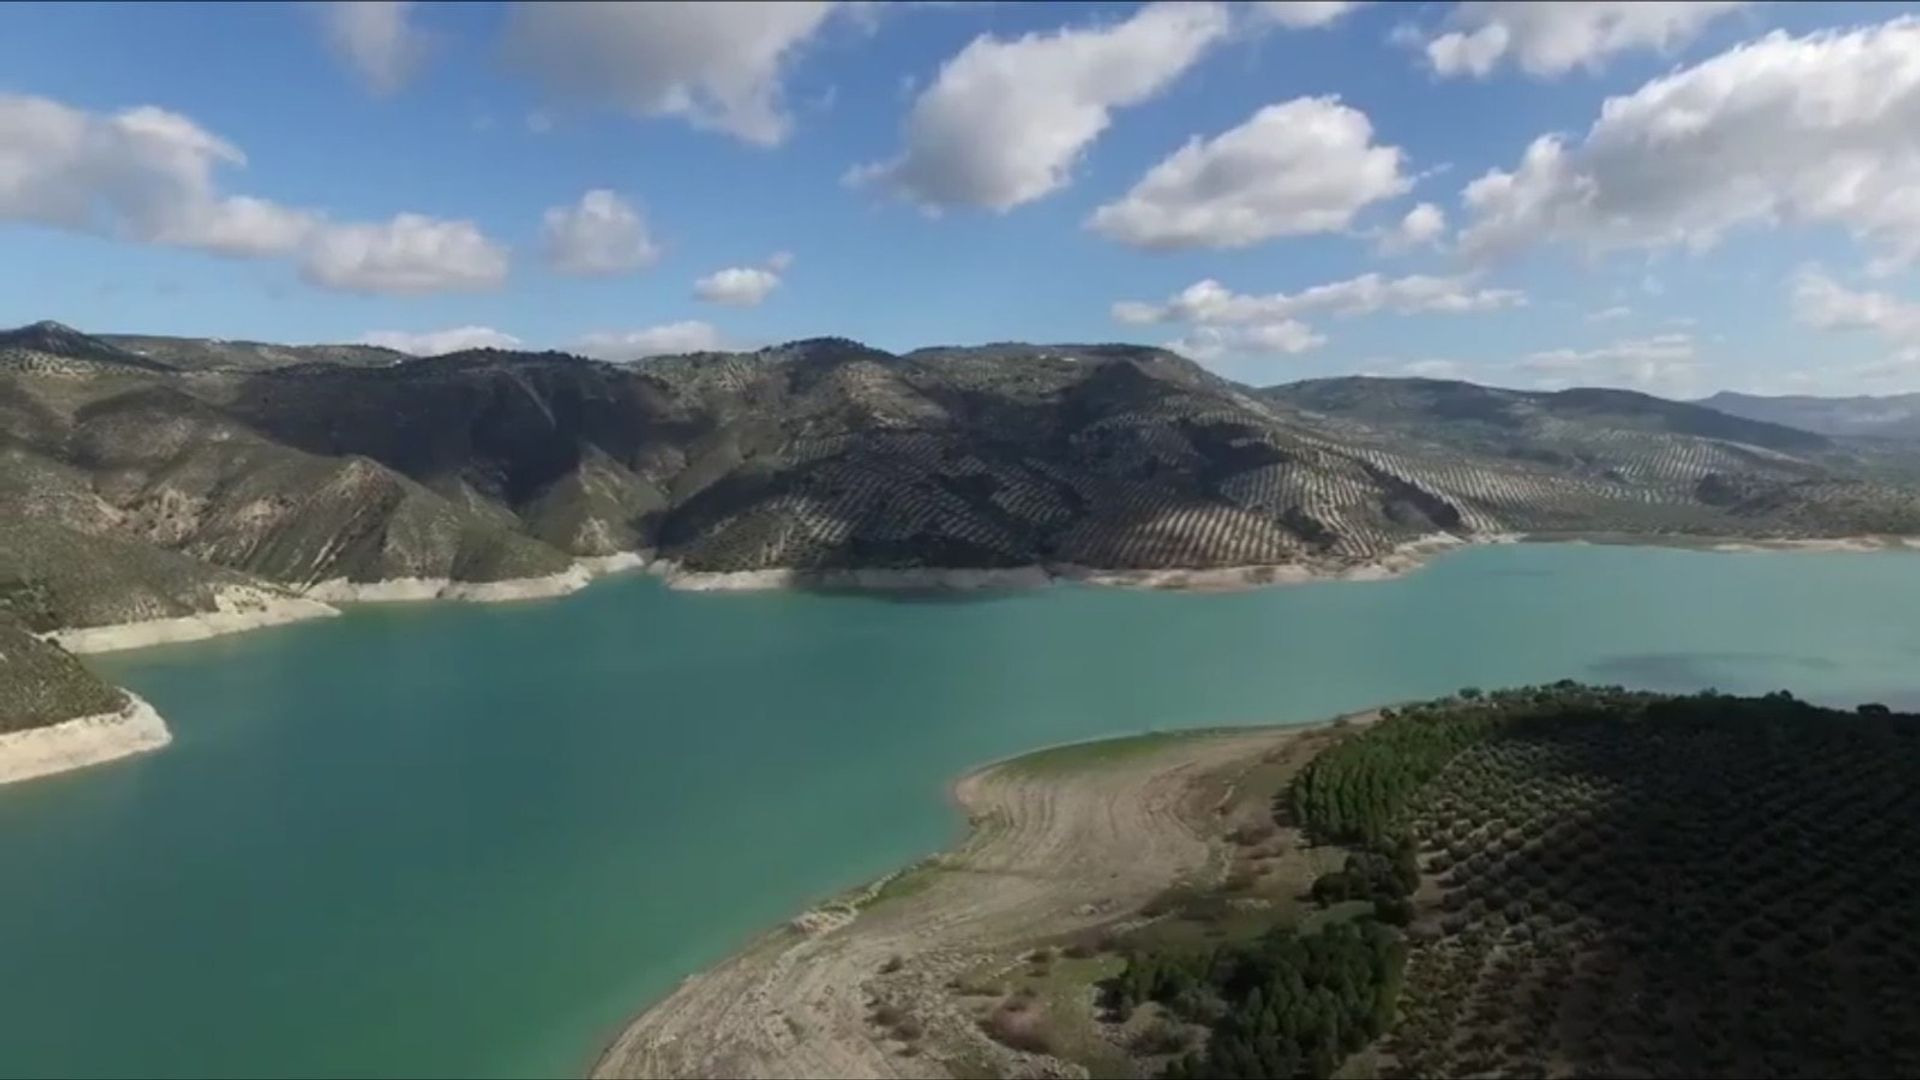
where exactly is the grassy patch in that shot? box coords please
[999,731,1203,777]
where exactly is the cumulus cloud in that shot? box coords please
[1459,18,1920,268]
[850,2,1229,211]
[1116,273,1525,325]
[0,92,506,294]
[0,95,315,255]
[1126,273,1520,366]
[1254,2,1365,29]
[1168,322,1326,363]
[541,189,659,276]
[320,2,425,95]
[503,1,838,146]
[1088,96,1410,250]
[694,253,790,306]
[1520,333,1698,393]
[574,321,726,360]
[1424,1,1747,79]
[358,326,523,355]
[1374,201,1447,254]
[302,214,508,294]
[1793,270,1920,356]
[1586,305,1632,322]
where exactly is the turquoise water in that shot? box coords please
[1,543,1918,1078]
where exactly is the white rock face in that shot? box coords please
[46,587,341,655]
[0,692,171,786]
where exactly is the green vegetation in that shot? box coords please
[1002,731,1197,776]
[1097,685,1920,1079]
[6,322,1920,645]
[0,622,125,733]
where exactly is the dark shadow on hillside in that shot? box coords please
[1393,696,1920,1078]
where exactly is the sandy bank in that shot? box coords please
[1706,536,1920,554]
[0,691,171,785]
[305,551,652,604]
[658,532,1495,595]
[47,586,341,655]
[592,720,1350,1079]
[659,564,1054,593]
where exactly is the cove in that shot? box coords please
[2,543,1918,1079]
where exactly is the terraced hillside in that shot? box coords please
[2,323,1920,649]
[1267,377,1920,539]
[1700,390,1920,441]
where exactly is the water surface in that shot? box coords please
[2,543,1917,1078]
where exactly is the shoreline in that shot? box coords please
[39,534,1920,656]
[45,553,654,656]
[46,586,343,656]
[651,527,1920,595]
[0,691,171,786]
[589,717,1353,1079]
[653,532,1494,595]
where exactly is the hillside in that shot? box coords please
[2,323,1920,654]
[600,686,1920,1080]
[1699,390,1920,440]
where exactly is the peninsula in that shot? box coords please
[596,685,1920,1080]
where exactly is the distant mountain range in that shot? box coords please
[1698,390,1920,440]
[5,321,1920,729]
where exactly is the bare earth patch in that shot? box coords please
[592,724,1349,1079]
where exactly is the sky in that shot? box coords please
[3,1,1920,397]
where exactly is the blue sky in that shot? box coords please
[3,1,1919,395]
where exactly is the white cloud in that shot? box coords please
[1254,2,1364,29]
[1424,2,1747,79]
[321,2,425,95]
[0,95,316,256]
[695,268,779,306]
[524,110,554,134]
[1586,305,1632,322]
[1168,322,1326,363]
[851,2,1229,211]
[1374,201,1446,254]
[1088,96,1410,250]
[302,213,509,294]
[574,321,726,361]
[0,93,507,294]
[1117,273,1525,325]
[541,189,659,276]
[1520,333,1698,393]
[359,326,523,355]
[1129,273,1518,367]
[1793,270,1920,351]
[694,253,790,306]
[503,1,838,146]
[1459,18,1920,268]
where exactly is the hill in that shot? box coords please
[1698,390,1920,440]
[2,324,1919,656]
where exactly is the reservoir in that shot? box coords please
[2,543,1917,1078]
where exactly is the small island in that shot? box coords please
[596,684,1920,1079]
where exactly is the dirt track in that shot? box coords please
[592,725,1332,1079]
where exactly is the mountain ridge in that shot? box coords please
[5,321,1920,739]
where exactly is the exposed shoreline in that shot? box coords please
[654,532,1498,594]
[46,553,654,656]
[590,717,1358,1079]
[46,586,343,656]
[0,691,171,786]
[41,534,1920,656]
